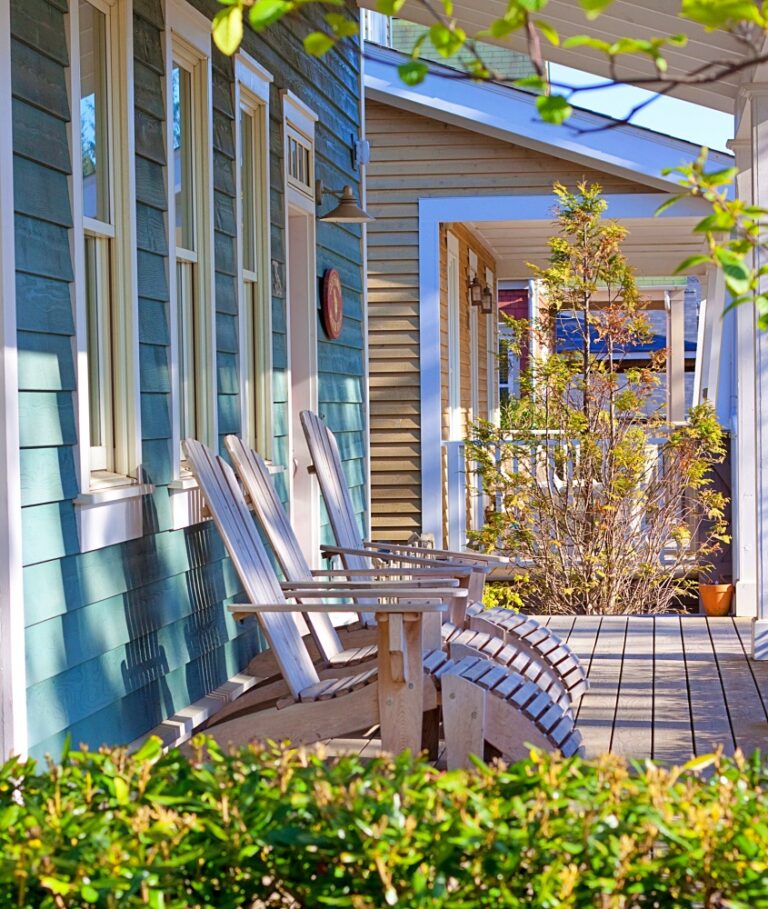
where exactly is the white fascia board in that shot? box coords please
[365,45,734,196]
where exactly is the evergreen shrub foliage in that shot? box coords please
[1,737,767,907]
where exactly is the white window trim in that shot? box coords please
[165,0,217,529]
[446,231,462,441]
[0,0,26,757]
[69,0,147,553]
[235,51,273,460]
[468,249,480,425]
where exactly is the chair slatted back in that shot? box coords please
[224,435,343,664]
[300,411,370,573]
[183,438,320,699]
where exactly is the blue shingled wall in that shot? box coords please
[13,0,366,759]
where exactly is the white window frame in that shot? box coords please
[468,249,480,425]
[235,52,273,460]
[165,0,216,506]
[446,231,462,441]
[70,0,149,552]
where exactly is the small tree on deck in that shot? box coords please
[469,183,728,615]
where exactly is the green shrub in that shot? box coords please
[1,738,767,907]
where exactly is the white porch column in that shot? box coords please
[745,88,768,654]
[728,139,759,619]
[666,287,686,422]
[0,0,26,756]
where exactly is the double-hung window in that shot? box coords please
[167,2,215,465]
[235,54,272,459]
[73,0,146,551]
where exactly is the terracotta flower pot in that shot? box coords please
[699,582,734,617]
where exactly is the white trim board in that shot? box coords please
[0,0,25,758]
[364,45,735,196]
[417,191,709,542]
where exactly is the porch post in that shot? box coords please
[666,287,686,422]
[0,0,27,755]
[728,139,759,619]
[745,88,768,653]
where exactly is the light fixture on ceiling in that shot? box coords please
[316,181,374,223]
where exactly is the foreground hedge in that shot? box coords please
[1,738,767,908]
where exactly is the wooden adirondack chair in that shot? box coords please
[183,438,583,766]
[299,410,589,702]
[225,434,573,713]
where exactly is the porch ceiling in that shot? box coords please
[358,0,748,113]
[465,215,707,279]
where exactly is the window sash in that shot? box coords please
[173,62,195,252]
[176,258,197,442]
[84,232,114,471]
[79,0,111,224]
[286,125,313,196]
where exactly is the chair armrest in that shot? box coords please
[228,601,449,617]
[309,568,472,578]
[362,540,507,566]
[281,577,460,589]
[320,545,479,572]
[283,587,467,600]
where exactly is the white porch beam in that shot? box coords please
[0,0,26,757]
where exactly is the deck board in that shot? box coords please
[611,615,653,760]
[576,616,627,757]
[680,617,734,756]
[652,616,694,762]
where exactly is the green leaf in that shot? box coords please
[376,0,407,14]
[212,7,243,55]
[325,13,358,38]
[673,254,712,274]
[562,34,612,52]
[579,0,615,19]
[81,884,100,904]
[398,60,429,86]
[132,735,163,764]
[681,0,765,29]
[429,23,466,57]
[304,31,335,56]
[41,877,72,897]
[694,210,736,233]
[715,247,751,296]
[514,74,547,92]
[536,19,560,46]
[536,94,573,125]
[654,193,687,215]
[113,776,130,805]
[248,0,290,31]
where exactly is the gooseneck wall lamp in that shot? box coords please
[316,181,374,223]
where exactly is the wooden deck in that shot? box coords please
[544,614,768,762]
[324,616,768,764]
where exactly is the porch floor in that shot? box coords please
[324,616,768,764]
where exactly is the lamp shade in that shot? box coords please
[319,185,374,223]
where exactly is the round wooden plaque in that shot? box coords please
[321,268,344,340]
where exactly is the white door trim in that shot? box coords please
[0,0,26,758]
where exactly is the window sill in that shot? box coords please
[74,476,155,552]
[168,476,207,530]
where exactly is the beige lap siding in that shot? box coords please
[365,99,647,543]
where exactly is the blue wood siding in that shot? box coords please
[12,0,365,760]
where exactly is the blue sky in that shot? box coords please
[550,64,734,153]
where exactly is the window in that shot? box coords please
[79,0,115,472]
[167,14,215,461]
[236,54,272,458]
[286,124,314,197]
[72,0,147,552]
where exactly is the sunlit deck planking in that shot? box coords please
[543,615,768,762]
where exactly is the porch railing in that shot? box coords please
[443,427,693,555]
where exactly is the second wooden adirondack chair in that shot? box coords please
[184,438,583,767]
[225,434,573,712]
[300,410,589,702]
